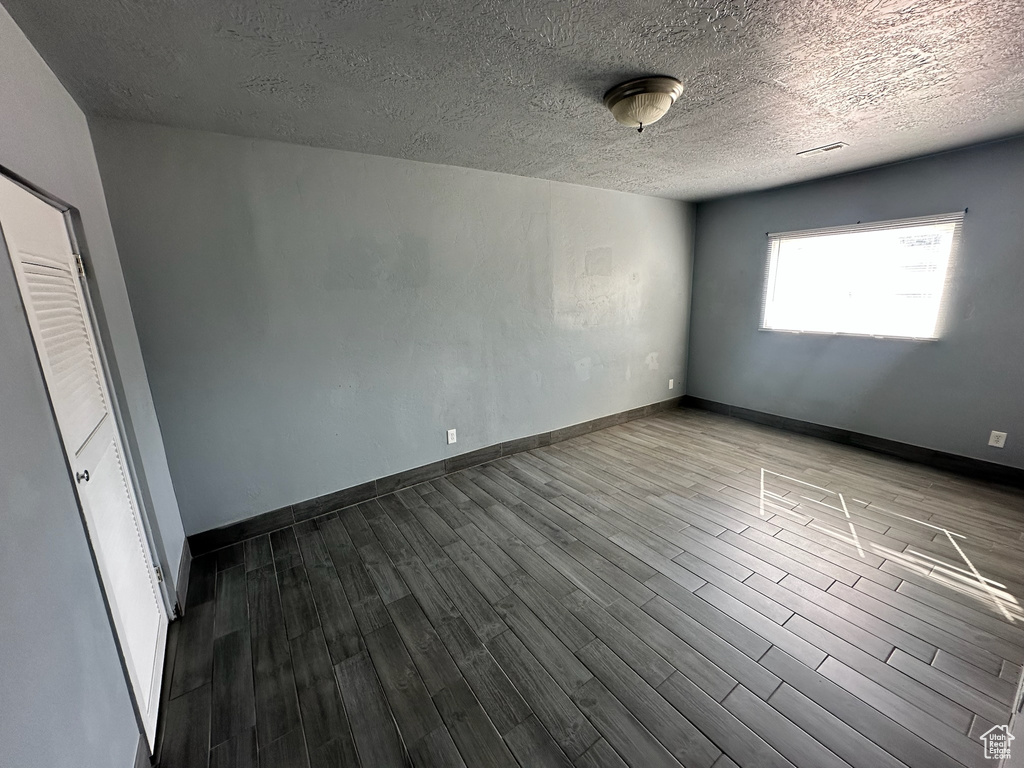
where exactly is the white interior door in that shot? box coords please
[0,174,168,747]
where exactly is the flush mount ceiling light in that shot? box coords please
[604,76,684,133]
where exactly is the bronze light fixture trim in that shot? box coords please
[604,76,685,133]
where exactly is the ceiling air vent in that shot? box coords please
[797,142,848,157]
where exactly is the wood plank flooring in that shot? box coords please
[159,408,1024,768]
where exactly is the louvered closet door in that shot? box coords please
[0,175,167,747]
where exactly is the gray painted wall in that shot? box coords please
[90,119,695,534]
[0,4,181,765]
[688,137,1024,469]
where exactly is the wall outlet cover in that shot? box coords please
[669,378,674,389]
[447,428,457,445]
[988,430,1007,448]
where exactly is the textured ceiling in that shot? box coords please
[5,0,1024,199]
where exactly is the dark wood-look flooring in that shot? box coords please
[159,408,1024,768]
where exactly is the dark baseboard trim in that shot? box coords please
[188,397,684,555]
[174,540,191,618]
[681,395,1024,490]
[134,733,151,768]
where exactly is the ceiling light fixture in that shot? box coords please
[604,76,684,134]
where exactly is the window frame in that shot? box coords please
[758,211,965,342]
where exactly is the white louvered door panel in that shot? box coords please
[19,259,109,454]
[0,175,167,747]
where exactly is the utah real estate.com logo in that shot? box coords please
[981,724,1014,761]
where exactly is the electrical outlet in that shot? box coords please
[668,378,674,390]
[447,428,457,445]
[988,430,1007,448]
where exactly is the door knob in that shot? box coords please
[76,470,90,483]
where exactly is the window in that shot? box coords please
[760,212,963,340]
